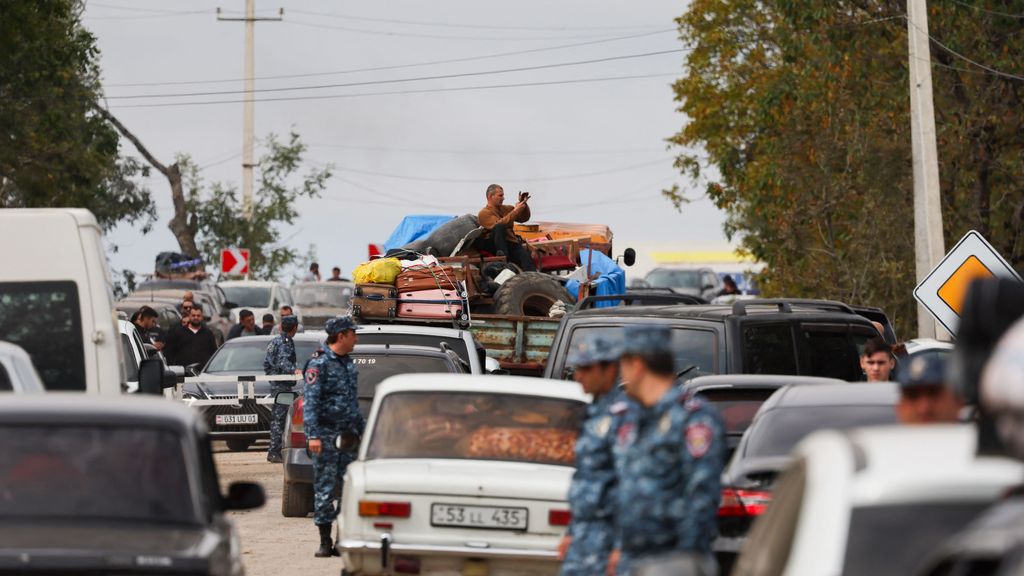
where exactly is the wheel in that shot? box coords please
[281,479,313,517]
[226,439,253,452]
[493,272,573,317]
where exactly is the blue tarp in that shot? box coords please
[565,249,627,308]
[383,215,455,252]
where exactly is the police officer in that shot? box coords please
[264,315,299,464]
[896,354,962,425]
[559,334,630,576]
[303,316,364,558]
[611,325,725,575]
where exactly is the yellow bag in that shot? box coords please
[352,258,402,285]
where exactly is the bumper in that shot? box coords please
[339,533,559,562]
[282,446,314,484]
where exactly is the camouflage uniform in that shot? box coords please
[303,317,365,527]
[264,316,298,460]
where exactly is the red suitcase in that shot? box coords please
[397,288,466,320]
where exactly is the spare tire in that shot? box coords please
[494,272,573,317]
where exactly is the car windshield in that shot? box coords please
[697,388,778,435]
[843,502,991,576]
[293,285,352,308]
[744,405,898,458]
[351,354,456,417]
[205,339,323,373]
[0,426,197,525]
[0,281,85,391]
[367,391,586,466]
[221,286,272,308]
[646,269,702,289]
[567,325,715,379]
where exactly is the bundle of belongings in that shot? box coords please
[350,255,469,324]
[154,251,206,279]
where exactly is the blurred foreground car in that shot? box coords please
[732,425,1024,576]
[914,496,1024,576]
[0,395,264,575]
[336,374,587,575]
[0,341,45,394]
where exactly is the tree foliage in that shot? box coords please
[0,0,154,231]
[669,0,1024,336]
[184,132,331,280]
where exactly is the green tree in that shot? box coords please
[669,0,1024,336]
[0,0,154,231]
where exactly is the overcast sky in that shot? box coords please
[86,0,731,280]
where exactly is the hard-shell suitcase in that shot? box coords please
[396,265,464,292]
[352,283,398,321]
[397,288,466,320]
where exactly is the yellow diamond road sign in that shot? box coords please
[914,230,1022,335]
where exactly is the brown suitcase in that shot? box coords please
[352,283,398,321]
[395,265,465,292]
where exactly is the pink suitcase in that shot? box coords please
[397,288,466,320]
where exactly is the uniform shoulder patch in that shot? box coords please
[681,392,704,412]
[305,367,319,385]
[685,422,713,458]
[609,401,630,415]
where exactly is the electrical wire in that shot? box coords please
[307,143,663,155]
[907,18,1024,81]
[947,0,1024,18]
[281,18,616,42]
[286,8,662,32]
[105,72,679,109]
[105,48,684,100]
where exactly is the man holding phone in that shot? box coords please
[475,183,536,271]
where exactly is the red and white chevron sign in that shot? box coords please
[221,248,250,275]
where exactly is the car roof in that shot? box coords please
[218,280,279,288]
[686,374,847,391]
[566,301,874,323]
[116,298,180,311]
[376,374,589,402]
[219,335,449,357]
[903,338,955,353]
[293,281,351,288]
[0,394,199,431]
[760,382,898,411]
[357,323,470,338]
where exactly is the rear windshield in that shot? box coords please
[205,339,322,373]
[0,281,85,391]
[351,354,456,417]
[646,269,701,289]
[293,285,352,308]
[0,426,196,525]
[566,325,715,379]
[221,286,272,309]
[357,332,473,369]
[843,503,991,576]
[745,405,897,458]
[698,388,777,435]
[367,392,586,466]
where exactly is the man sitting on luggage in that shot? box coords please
[475,183,536,272]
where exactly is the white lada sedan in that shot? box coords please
[336,374,589,576]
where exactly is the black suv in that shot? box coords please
[544,299,879,382]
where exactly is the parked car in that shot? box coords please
[135,277,229,313]
[128,288,231,345]
[683,374,845,460]
[644,266,723,300]
[732,425,1024,576]
[292,281,354,330]
[280,344,471,517]
[544,299,881,382]
[115,298,183,339]
[0,395,265,575]
[902,338,955,363]
[0,341,45,394]
[335,374,588,575]
[355,323,489,375]
[915,495,1024,576]
[218,280,298,325]
[716,383,900,571]
[119,319,151,394]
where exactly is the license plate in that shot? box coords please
[215,413,258,425]
[431,504,528,531]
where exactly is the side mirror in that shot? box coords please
[162,368,179,390]
[275,391,297,406]
[622,248,636,267]
[223,481,265,511]
[138,358,166,395]
[143,343,160,358]
[185,363,202,377]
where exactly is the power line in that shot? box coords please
[84,3,211,20]
[287,8,662,32]
[106,72,679,109]
[948,0,1024,18]
[102,28,674,88]
[105,48,684,100]
[907,19,1024,82]
[281,18,616,42]
[307,143,663,156]
[329,158,670,184]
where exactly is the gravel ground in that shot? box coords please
[213,442,341,576]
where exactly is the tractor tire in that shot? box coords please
[226,439,253,452]
[281,479,313,517]
[493,272,573,317]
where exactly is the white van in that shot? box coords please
[0,209,127,394]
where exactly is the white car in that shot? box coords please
[118,319,150,394]
[0,341,45,393]
[732,425,1024,576]
[218,280,300,325]
[336,374,589,576]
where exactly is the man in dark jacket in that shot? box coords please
[227,309,260,340]
[163,307,218,369]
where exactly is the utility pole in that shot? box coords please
[907,0,946,339]
[217,1,282,221]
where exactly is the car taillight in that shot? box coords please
[718,488,772,517]
[359,500,412,518]
[289,397,306,448]
[548,509,571,526]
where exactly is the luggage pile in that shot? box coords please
[350,257,470,325]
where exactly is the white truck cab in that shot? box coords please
[0,209,126,394]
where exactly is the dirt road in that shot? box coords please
[214,442,341,576]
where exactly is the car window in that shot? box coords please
[566,325,716,379]
[0,363,11,391]
[0,281,85,391]
[743,324,798,375]
[732,458,807,576]
[351,353,458,417]
[205,339,322,373]
[120,334,139,382]
[744,405,898,458]
[0,425,197,525]
[293,284,352,308]
[356,333,472,368]
[221,286,273,308]
[843,503,991,576]
[646,269,701,289]
[801,326,861,381]
[367,391,586,466]
[697,388,778,435]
